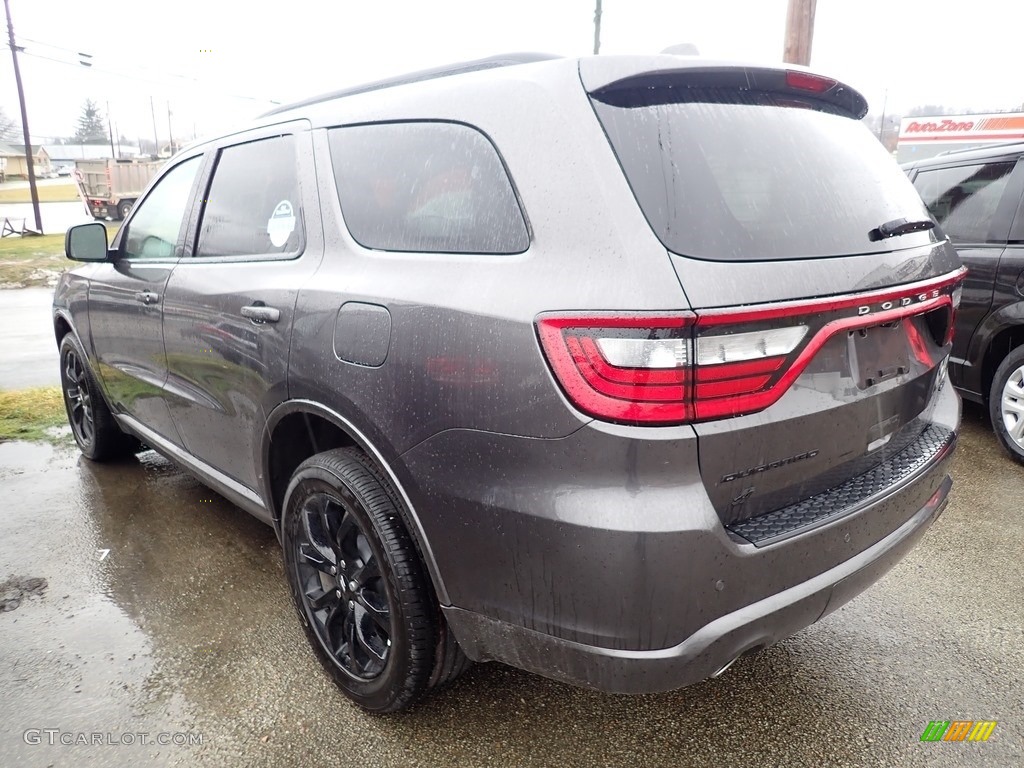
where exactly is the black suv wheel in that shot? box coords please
[282,448,438,712]
[990,346,1024,464]
[59,333,138,461]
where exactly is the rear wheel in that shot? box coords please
[59,333,138,461]
[117,200,133,219]
[282,448,439,712]
[989,346,1024,464]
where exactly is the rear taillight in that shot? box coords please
[536,314,694,424]
[536,268,967,426]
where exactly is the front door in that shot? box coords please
[88,154,204,444]
[162,126,321,491]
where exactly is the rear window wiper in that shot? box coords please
[868,217,935,242]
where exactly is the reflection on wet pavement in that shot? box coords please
[0,405,1021,767]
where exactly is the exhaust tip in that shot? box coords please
[710,655,741,679]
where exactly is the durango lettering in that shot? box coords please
[906,119,975,133]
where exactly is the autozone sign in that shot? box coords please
[898,112,1024,143]
[904,119,975,133]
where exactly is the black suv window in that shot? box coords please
[328,122,529,254]
[122,156,201,259]
[912,162,1015,244]
[196,135,302,258]
[591,89,937,261]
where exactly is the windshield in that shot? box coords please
[591,90,939,261]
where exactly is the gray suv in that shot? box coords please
[55,54,964,712]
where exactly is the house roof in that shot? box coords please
[42,144,140,161]
[0,143,46,157]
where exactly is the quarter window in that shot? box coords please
[328,122,529,254]
[122,156,201,260]
[912,162,1015,244]
[196,135,302,258]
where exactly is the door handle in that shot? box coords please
[240,304,281,324]
[135,291,159,305]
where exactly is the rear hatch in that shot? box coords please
[580,59,964,543]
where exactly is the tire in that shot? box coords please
[990,346,1024,464]
[281,448,438,712]
[58,333,139,461]
[117,200,133,220]
[428,615,473,690]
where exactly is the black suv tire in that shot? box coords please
[281,448,439,712]
[989,345,1024,464]
[58,333,139,461]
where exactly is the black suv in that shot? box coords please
[55,54,963,712]
[904,144,1024,461]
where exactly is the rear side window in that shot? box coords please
[196,135,302,258]
[591,89,938,261]
[912,162,1015,244]
[328,122,529,254]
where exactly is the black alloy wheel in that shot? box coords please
[58,333,138,461]
[63,345,94,447]
[294,489,393,681]
[282,448,437,712]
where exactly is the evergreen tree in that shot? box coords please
[74,100,107,144]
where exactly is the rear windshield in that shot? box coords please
[591,90,939,261]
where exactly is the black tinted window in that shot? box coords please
[912,162,1015,244]
[123,156,201,259]
[328,122,529,254]
[196,135,302,258]
[592,91,938,261]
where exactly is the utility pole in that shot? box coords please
[150,96,160,157]
[106,100,115,159]
[166,102,174,155]
[4,0,42,234]
[593,0,602,55]
[782,0,817,67]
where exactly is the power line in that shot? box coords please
[17,44,280,105]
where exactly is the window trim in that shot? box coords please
[187,128,309,264]
[112,153,206,264]
[326,118,532,256]
[912,158,1024,247]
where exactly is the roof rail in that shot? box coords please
[261,53,561,117]
[935,139,1024,157]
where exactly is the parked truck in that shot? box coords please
[72,159,164,220]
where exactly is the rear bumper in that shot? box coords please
[401,379,959,693]
[443,472,952,693]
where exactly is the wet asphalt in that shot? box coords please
[0,403,1021,768]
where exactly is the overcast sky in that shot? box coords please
[2,0,1021,147]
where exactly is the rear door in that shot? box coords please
[582,62,963,536]
[909,158,1024,391]
[88,153,204,443]
[161,123,322,491]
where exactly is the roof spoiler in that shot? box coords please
[588,65,868,119]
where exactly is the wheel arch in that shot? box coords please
[981,323,1024,403]
[262,399,451,605]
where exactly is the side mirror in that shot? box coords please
[65,222,110,262]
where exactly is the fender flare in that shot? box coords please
[262,398,451,605]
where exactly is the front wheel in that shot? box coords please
[989,345,1024,464]
[59,334,139,461]
[281,448,438,712]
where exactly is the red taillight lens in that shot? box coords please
[785,70,837,93]
[536,314,694,424]
[536,270,967,427]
